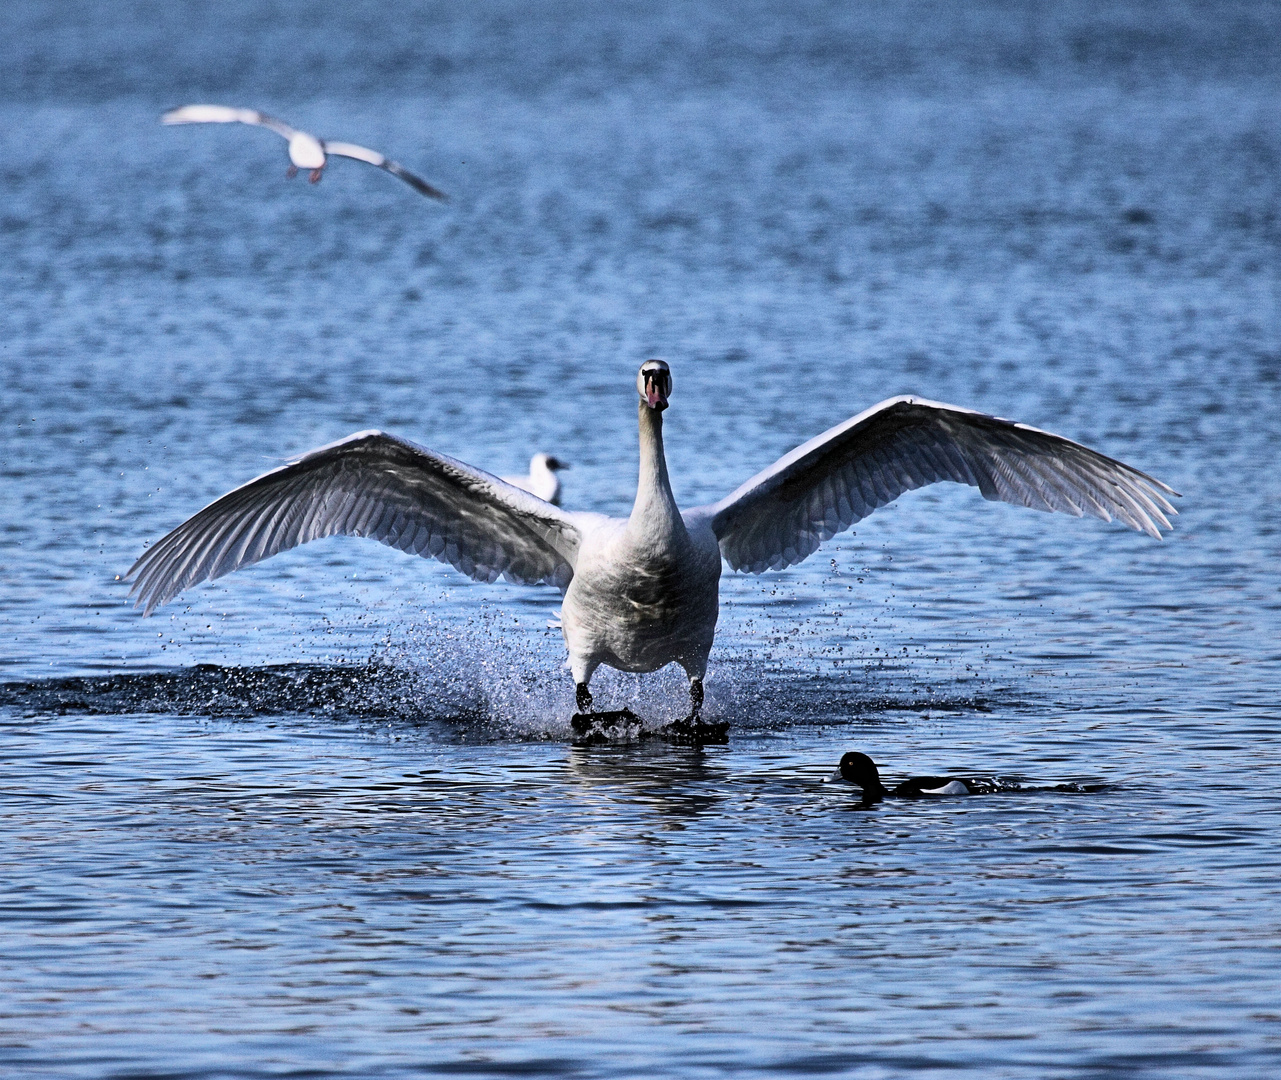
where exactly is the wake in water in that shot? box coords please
[825,779,1112,810]
[0,654,1016,739]
[2,580,1023,737]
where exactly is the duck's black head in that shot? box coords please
[837,752,888,798]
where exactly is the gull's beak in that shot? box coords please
[645,372,669,411]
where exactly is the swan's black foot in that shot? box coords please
[308,167,324,183]
[571,707,643,746]
[286,165,299,179]
[576,683,593,712]
[651,678,725,744]
[653,714,729,746]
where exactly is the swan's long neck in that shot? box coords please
[629,402,684,542]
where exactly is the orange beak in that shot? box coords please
[645,372,669,410]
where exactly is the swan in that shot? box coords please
[127,360,1177,732]
[161,104,448,200]
[501,453,569,506]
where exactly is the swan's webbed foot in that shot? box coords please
[308,167,324,183]
[571,707,642,746]
[286,165,299,179]
[655,684,728,745]
[570,681,641,744]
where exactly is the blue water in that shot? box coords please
[4,1,1281,1075]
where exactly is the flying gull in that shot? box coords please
[162,104,447,200]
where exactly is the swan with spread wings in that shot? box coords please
[128,361,1177,731]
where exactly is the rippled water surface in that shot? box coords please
[4,1,1281,1076]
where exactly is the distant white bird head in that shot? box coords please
[532,453,569,472]
[637,359,671,411]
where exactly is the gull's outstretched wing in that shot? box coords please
[128,431,586,615]
[690,396,1178,574]
[161,104,297,140]
[322,141,448,200]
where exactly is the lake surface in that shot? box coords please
[3,1,1281,1076]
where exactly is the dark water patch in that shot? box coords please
[712,658,1017,723]
[0,663,430,722]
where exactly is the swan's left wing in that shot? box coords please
[127,431,584,615]
[322,141,448,200]
[690,396,1178,574]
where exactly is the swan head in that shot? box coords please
[637,359,671,411]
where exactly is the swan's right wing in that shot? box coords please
[162,104,296,140]
[323,141,448,200]
[693,396,1177,574]
[128,431,584,615]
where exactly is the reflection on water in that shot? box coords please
[566,743,729,821]
[3,0,1281,1075]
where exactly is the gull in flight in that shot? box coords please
[161,104,448,200]
[128,361,1176,735]
[501,453,569,506]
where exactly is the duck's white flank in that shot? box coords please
[919,780,970,796]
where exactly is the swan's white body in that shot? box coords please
[559,412,722,686]
[128,362,1177,718]
[501,454,567,506]
[161,104,448,200]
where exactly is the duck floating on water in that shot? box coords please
[128,360,1176,736]
[832,751,995,798]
